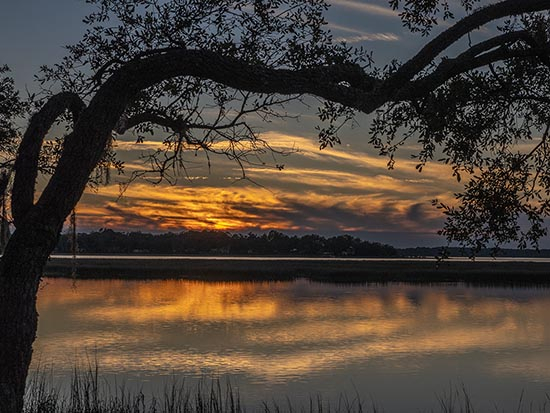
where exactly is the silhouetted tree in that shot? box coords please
[3,0,550,410]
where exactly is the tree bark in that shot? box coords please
[0,215,60,412]
[0,171,10,254]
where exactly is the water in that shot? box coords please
[51,254,550,262]
[33,278,550,411]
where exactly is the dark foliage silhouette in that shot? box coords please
[54,229,398,257]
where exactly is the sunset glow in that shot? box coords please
[66,130,464,246]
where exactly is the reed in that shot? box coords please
[24,366,550,413]
[25,365,244,413]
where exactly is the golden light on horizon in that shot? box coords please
[75,181,452,235]
[63,131,465,239]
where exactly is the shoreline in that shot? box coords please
[44,256,550,285]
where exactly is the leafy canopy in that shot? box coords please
[0,66,26,169]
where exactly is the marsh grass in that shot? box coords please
[24,363,375,413]
[25,364,244,413]
[24,366,550,413]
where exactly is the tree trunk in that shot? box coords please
[0,217,61,412]
[0,171,10,255]
[0,218,10,255]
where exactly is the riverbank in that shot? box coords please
[44,256,550,285]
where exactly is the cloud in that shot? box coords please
[70,131,462,244]
[76,185,294,232]
[249,167,436,197]
[327,23,400,43]
[327,23,373,35]
[273,194,444,233]
[74,181,445,239]
[114,139,163,151]
[330,0,399,18]
[334,33,400,43]
[259,132,463,185]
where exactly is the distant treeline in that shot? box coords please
[55,229,398,257]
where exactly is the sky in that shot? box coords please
[0,0,496,247]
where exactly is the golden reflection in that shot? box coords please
[34,279,550,382]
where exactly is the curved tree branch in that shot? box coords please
[120,53,380,110]
[11,92,85,227]
[115,112,186,135]
[398,35,550,99]
[449,30,532,62]
[384,0,550,95]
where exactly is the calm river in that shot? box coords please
[33,278,550,411]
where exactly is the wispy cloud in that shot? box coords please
[114,139,162,151]
[261,132,461,182]
[328,23,370,35]
[334,33,399,43]
[328,23,399,43]
[330,0,399,18]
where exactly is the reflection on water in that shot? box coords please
[34,278,550,411]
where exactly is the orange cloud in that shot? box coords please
[67,131,464,243]
[75,181,446,237]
